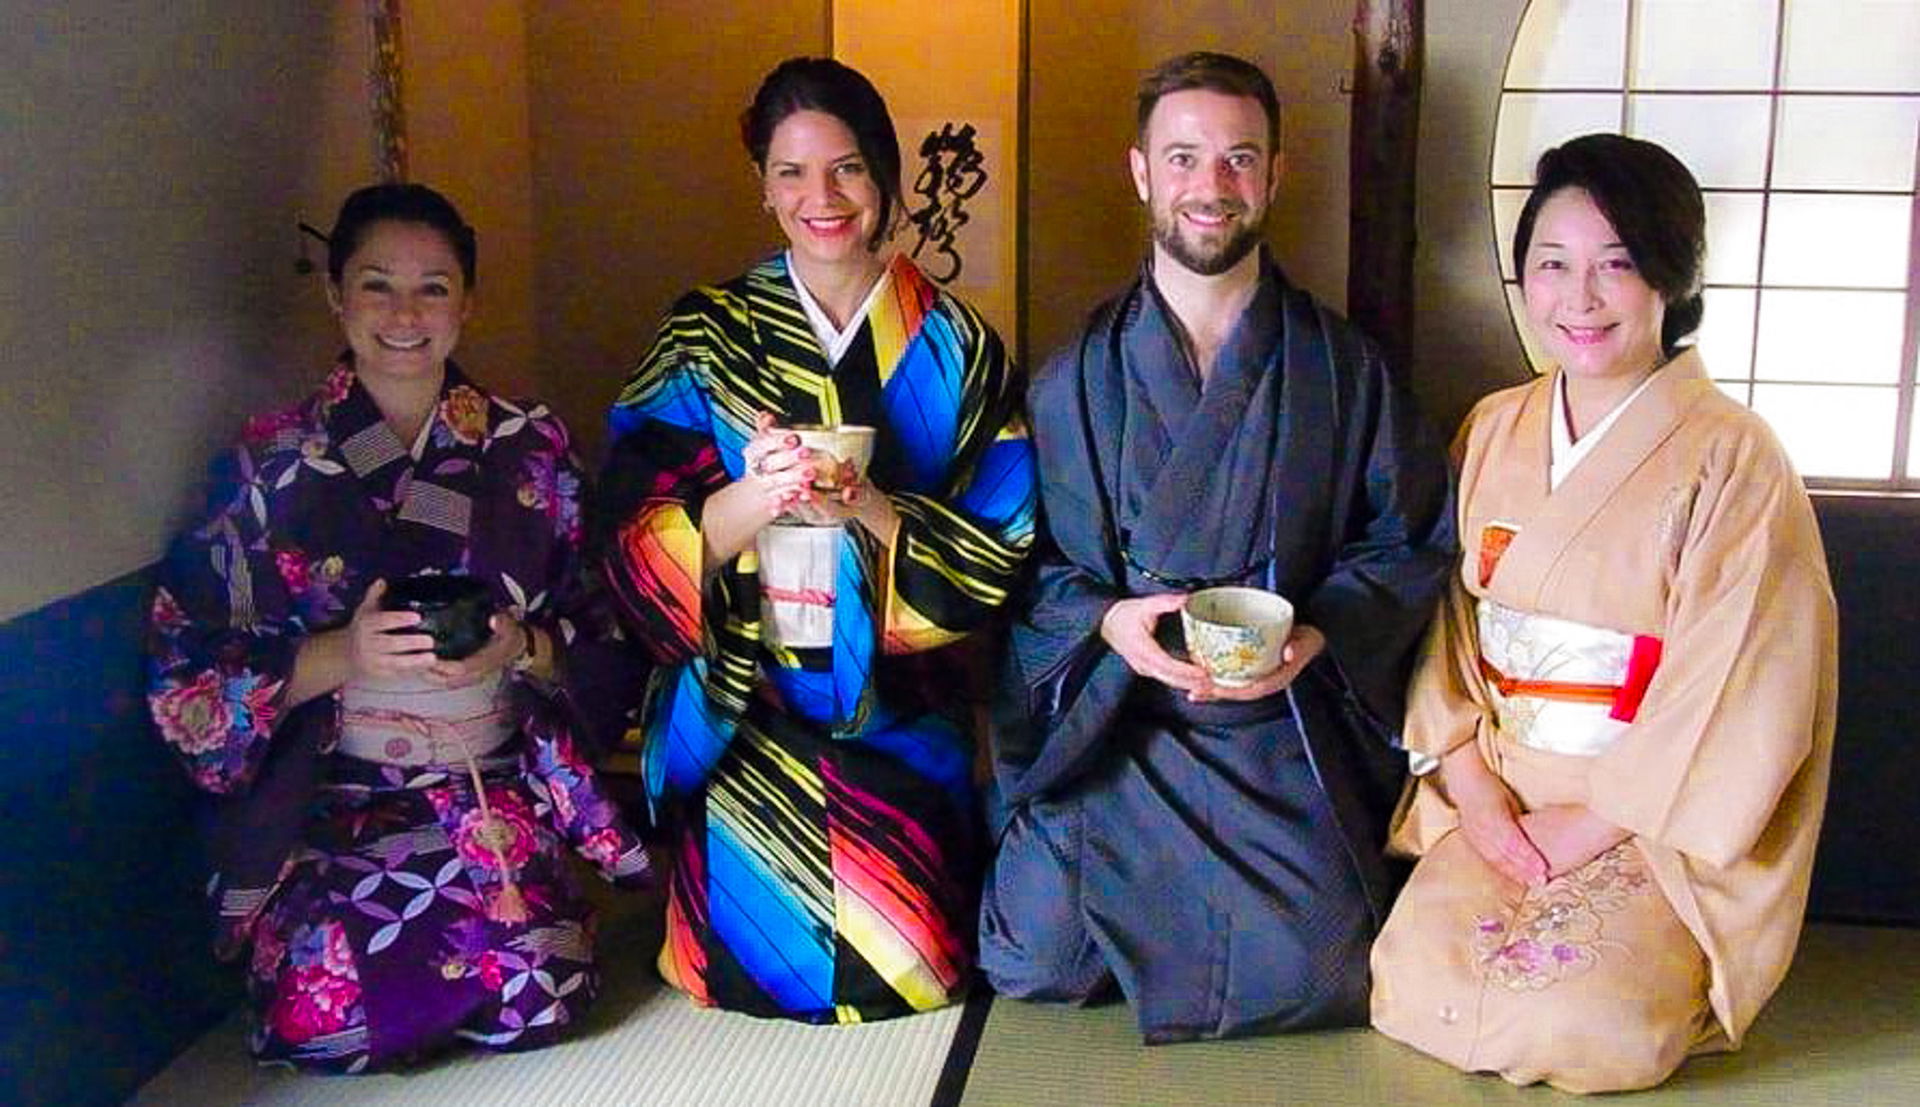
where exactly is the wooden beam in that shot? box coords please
[367,0,408,183]
[1348,0,1422,372]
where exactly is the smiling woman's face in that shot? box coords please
[762,109,883,276]
[327,220,472,385]
[1520,187,1667,384]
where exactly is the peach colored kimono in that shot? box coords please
[1370,350,1837,1093]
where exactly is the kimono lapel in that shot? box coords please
[1118,264,1285,586]
[743,255,838,419]
[323,361,488,580]
[731,257,883,736]
[1485,351,1711,606]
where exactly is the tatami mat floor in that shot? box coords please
[132,898,965,1107]
[958,924,1920,1106]
[134,922,1919,1106]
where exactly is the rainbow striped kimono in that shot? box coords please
[600,253,1036,1022]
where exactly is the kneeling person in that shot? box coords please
[980,51,1456,1041]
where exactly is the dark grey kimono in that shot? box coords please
[980,260,1456,1041]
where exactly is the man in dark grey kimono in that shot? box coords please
[980,52,1456,1041]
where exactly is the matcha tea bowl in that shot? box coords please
[1179,586,1294,688]
[791,424,877,492]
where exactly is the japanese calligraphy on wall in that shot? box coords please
[898,117,1006,315]
[907,121,988,284]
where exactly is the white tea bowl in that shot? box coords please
[1180,586,1295,687]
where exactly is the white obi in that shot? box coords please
[1475,599,1662,758]
[338,671,514,767]
[755,522,840,649]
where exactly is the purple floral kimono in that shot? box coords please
[148,361,650,1072]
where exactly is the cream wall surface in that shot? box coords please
[0,2,1535,620]
[406,0,541,400]
[0,3,375,621]
[1024,1,1355,369]
[837,0,1023,349]
[524,0,830,461]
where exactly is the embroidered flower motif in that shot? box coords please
[152,666,282,756]
[267,922,362,1044]
[275,549,312,594]
[150,587,190,634]
[1472,842,1649,991]
[152,671,234,755]
[440,385,490,446]
[578,827,623,867]
[475,949,507,990]
[225,671,282,739]
[318,365,354,414]
[517,451,583,543]
[242,408,305,446]
[276,553,347,624]
[446,788,539,873]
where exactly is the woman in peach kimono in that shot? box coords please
[1369,134,1837,1093]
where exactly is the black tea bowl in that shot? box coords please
[382,574,496,660]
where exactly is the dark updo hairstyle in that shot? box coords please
[740,57,902,252]
[326,182,478,287]
[1512,133,1705,353]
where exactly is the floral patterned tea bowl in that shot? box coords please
[1180,586,1294,687]
[792,424,877,492]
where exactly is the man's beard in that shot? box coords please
[1152,200,1265,277]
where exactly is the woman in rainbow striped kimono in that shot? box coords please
[596,57,1037,1022]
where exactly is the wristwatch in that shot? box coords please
[509,623,540,675]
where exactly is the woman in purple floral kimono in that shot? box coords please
[148,184,650,1072]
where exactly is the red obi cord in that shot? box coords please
[1478,633,1665,724]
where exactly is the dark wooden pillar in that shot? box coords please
[1348,0,1423,372]
[368,0,409,183]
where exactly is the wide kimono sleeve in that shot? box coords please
[1388,409,1498,854]
[991,334,1141,807]
[597,288,755,658]
[880,297,1038,654]
[499,407,653,885]
[1293,331,1459,742]
[148,436,308,795]
[1401,406,1502,759]
[1584,422,1837,869]
[595,289,765,804]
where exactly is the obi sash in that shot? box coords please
[1475,598,1663,757]
[338,672,515,768]
[755,522,840,650]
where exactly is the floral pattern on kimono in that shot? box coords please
[149,360,650,1072]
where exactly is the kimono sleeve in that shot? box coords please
[1401,408,1496,763]
[148,441,302,795]
[501,408,653,882]
[991,530,1139,807]
[518,700,653,887]
[596,291,741,667]
[1298,342,1458,739]
[990,340,1135,806]
[594,291,761,805]
[1585,427,1837,869]
[882,309,1039,654]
